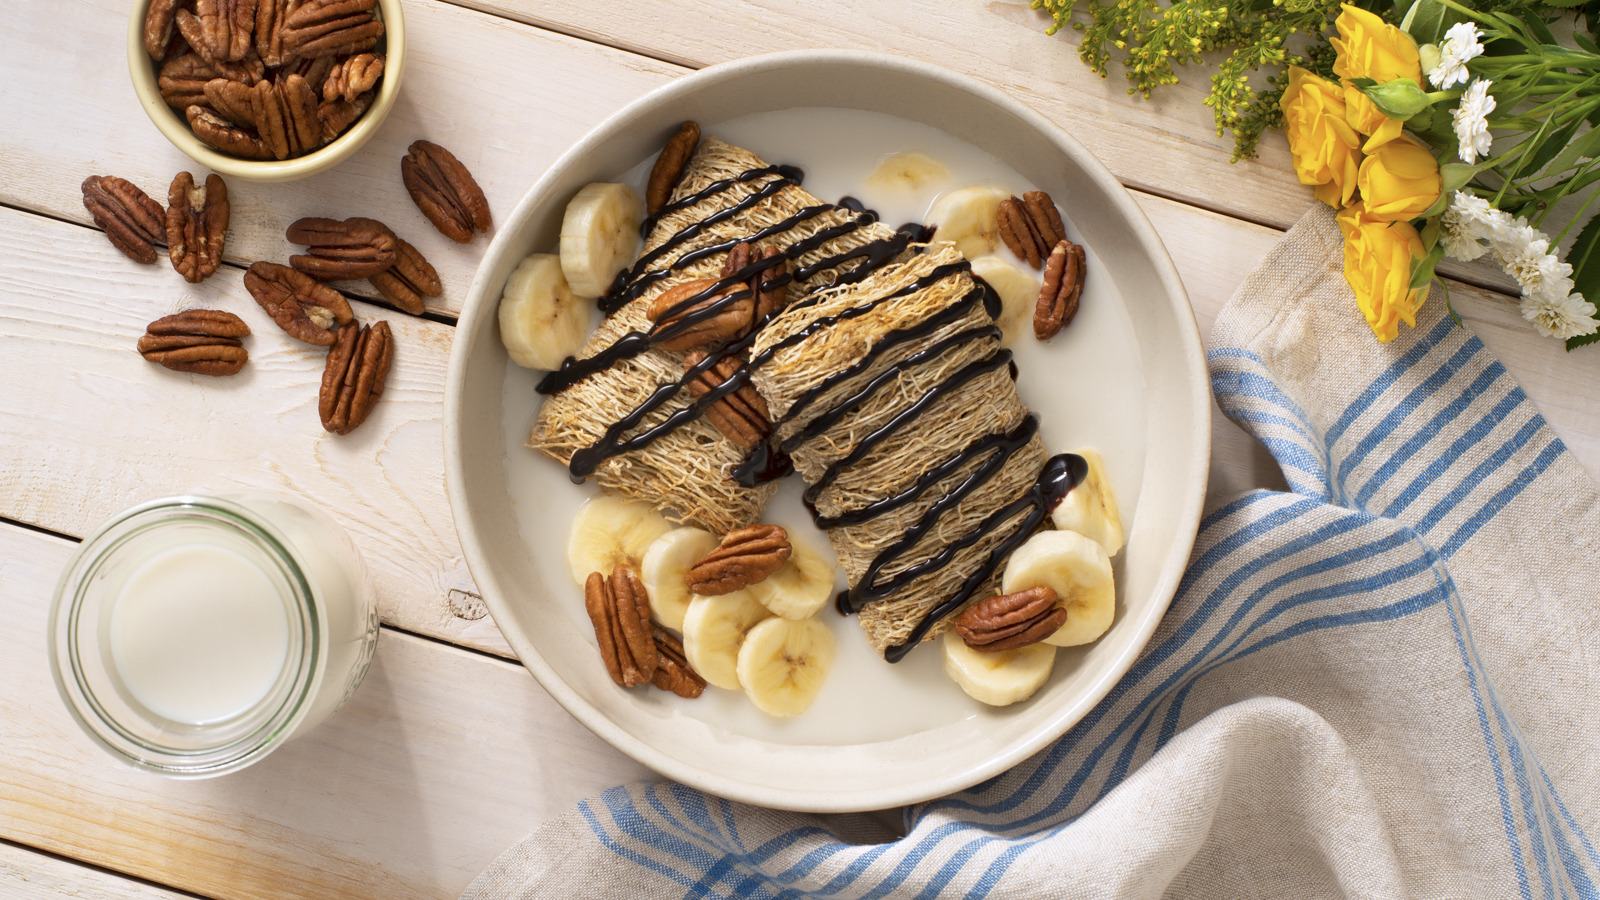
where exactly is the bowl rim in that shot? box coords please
[445,49,1211,812]
[125,0,406,183]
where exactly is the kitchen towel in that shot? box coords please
[463,202,1600,899]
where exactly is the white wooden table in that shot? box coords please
[4,2,1599,897]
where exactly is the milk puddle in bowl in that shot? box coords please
[502,107,1146,745]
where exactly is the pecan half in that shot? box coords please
[687,524,791,596]
[650,625,706,698]
[646,121,700,215]
[683,350,771,449]
[245,261,354,345]
[317,89,372,143]
[286,215,396,280]
[1035,239,1086,341]
[584,564,658,688]
[82,176,165,265]
[319,320,392,434]
[251,75,321,159]
[368,237,441,315]
[998,196,1044,269]
[254,0,303,66]
[138,310,250,376]
[178,5,252,64]
[280,52,335,93]
[954,586,1067,652]
[204,77,258,127]
[728,243,786,325]
[160,55,218,109]
[324,52,383,103]
[188,105,273,159]
[647,278,749,352]
[282,0,384,59]
[401,141,492,243]
[166,172,230,284]
[1023,191,1066,248]
[144,0,185,60]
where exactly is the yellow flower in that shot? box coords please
[1331,4,1423,151]
[1337,202,1426,342]
[1357,138,1441,222]
[1281,66,1363,208]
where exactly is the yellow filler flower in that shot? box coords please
[1282,67,1364,207]
[1337,202,1427,342]
[1331,4,1423,152]
[1358,138,1442,222]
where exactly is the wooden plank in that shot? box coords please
[0,841,198,900]
[0,0,683,319]
[0,522,654,900]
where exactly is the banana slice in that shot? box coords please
[498,253,592,371]
[1002,530,1115,647]
[942,631,1056,706]
[867,151,951,193]
[566,494,673,586]
[746,532,837,620]
[639,526,719,631]
[927,186,1009,261]
[1051,448,1124,557]
[969,256,1038,347]
[681,591,773,690]
[559,182,644,299]
[736,617,836,717]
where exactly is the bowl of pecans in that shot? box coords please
[127,0,404,182]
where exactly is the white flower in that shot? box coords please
[1440,215,1485,261]
[1449,190,1495,236]
[1520,291,1599,340]
[1453,79,1495,164]
[1498,232,1575,300]
[1431,22,1485,89]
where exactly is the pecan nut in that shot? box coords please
[160,55,214,109]
[650,625,706,698]
[683,350,771,449]
[254,0,303,67]
[81,176,165,265]
[286,215,397,280]
[323,52,383,103]
[166,172,230,284]
[319,320,392,434]
[401,140,492,243]
[204,77,258,127]
[188,105,273,159]
[726,242,786,326]
[280,53,335,94]
[954,586,1067,652]
[998,196,1043,269]
[1035,239,1086,341]
[245,261,355,345]
[144,0,184,60]
[138,310,251,376]
[177,4,253,64]
[646,121,700,215]
[1023,191,1066,248]
[251,75,322,159]
[368,237,441,315]
[317,89,372,143]
[647,278,749,352]
[687,524,791,596]
[584,564,658,688]
[282,0,384,59]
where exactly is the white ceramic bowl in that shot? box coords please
[445,51,1209,812]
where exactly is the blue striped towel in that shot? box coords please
[464,204,1600,899]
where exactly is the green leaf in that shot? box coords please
[1568,331,1600,350]
[1523,119,1583,176]
[1406,0,1448,42]
[1410,243,1447,290]
[1536,127,1600,179]
[1575,32,1600,53]
[1547,0,1587,9]
[1420,215,1443,251]
[1526,14,1558,43]
[1563,213,1600,338]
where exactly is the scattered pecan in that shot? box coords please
[166,172,230,284]
[138,310,251,376]
[204,77,258,127]
[683,350,771,449]
[251,74,322,159]
[144,0,185,60]
[317,89,372,143]
[1035,239,1086,341]
[647,278,749,352]
[584,564,659,688]
[188,105,273,159]
[954,586,1067,652]
[646,121,700,215]
[254,0,303,67]
[323,52,383,103]
[245,261,354,345]
[1023,191,1066,248]
[687,524,791,596]
[282,0,384,59]
[726,243,786,325]
[650,625,705,698]
[286,215,397,280]
[368,237,441,315]
[81,176,165,265]
[401,141,492,243]
[997,196,1043,269]
[319,320,392,434]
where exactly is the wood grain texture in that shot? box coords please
[0,523,654,900]
[0,0,683,319]
[0,841,198,900]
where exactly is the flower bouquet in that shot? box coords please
[1032,0,1600,349]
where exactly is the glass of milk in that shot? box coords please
[48,493,379,777]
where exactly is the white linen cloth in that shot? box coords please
[463,204,1600,899]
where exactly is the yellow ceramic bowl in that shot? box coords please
[126,0,405,182]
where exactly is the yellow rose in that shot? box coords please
[1337,202,1426,342]
[1358,139,1441,222]
[1331,4,1423,151]
[1281,67,1363,208]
